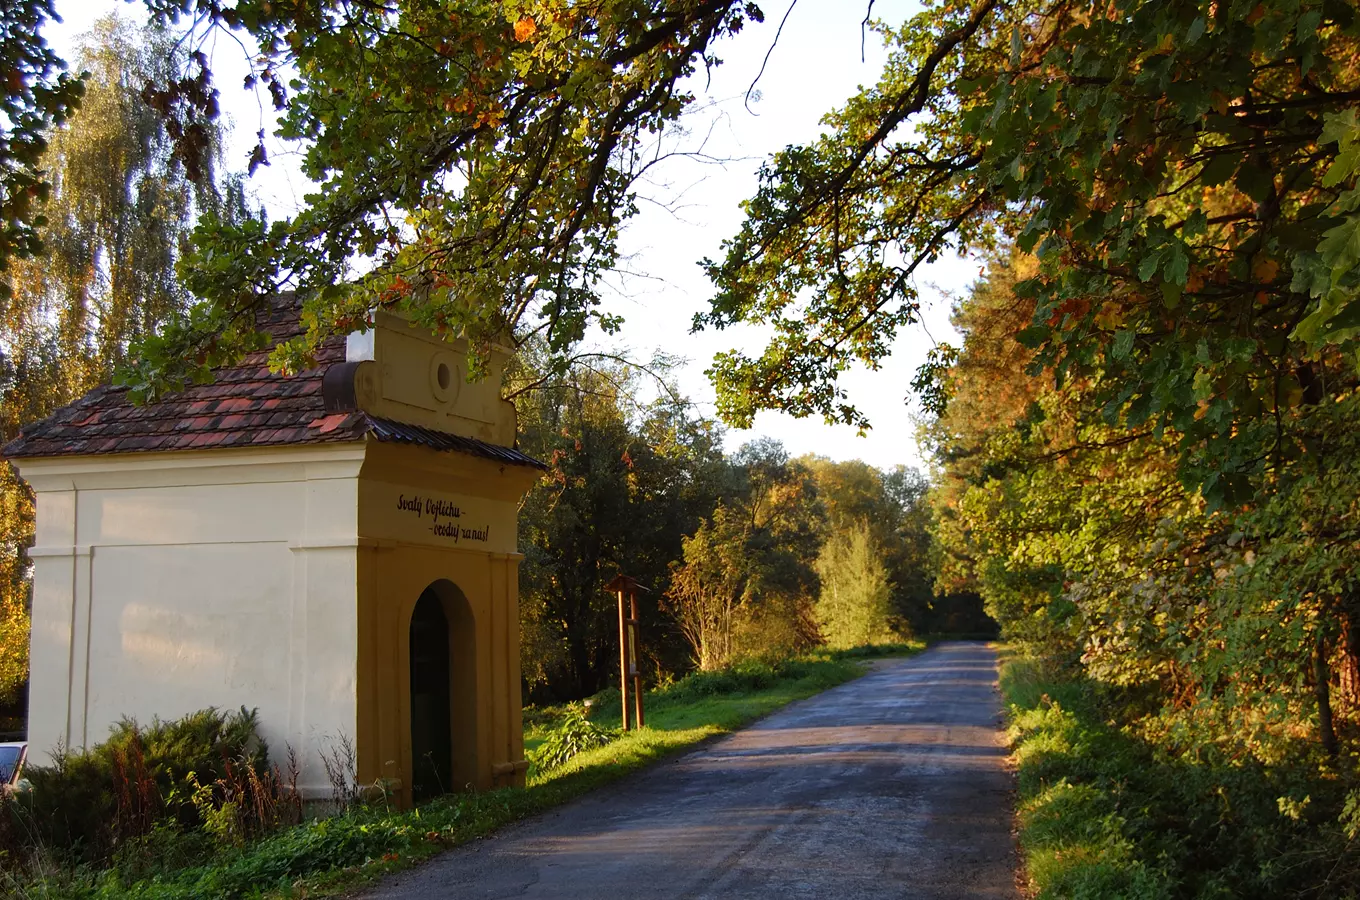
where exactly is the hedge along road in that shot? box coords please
[368,642,1018,899]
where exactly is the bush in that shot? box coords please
[656,658,799,706]
[528,705,617,773]
[824,642,923,660]
[10,707,295,865]
[1003,653,1360,899]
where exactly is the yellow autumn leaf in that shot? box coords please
[1252,256,1280,283]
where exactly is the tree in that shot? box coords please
[703,0,1360,508]
[801,455,943,636]
[665,439,821,668]
[801,457,888,528]
[814,518,891,649]
[928,245,1360,764]
[5,15,234,383]
[0,0,84,281]
[512,349,728,697]
[0,15,230,707]
[52,2,1345,489]
[112,0,767,400]
[725,440,822,656]
[666,503,749,670]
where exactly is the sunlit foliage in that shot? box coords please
[814,520,892,649]
[0,0,83,281]
[118,0,767,399]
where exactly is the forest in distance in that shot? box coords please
[4,0,1360,895]
[510,356,992,700]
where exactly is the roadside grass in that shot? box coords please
[526,642,923,752]
[1000,650,1360,899]
[1001,652,1175,899]
[11,641,922,900]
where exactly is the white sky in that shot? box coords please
[49,0,971,472]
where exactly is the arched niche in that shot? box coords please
[407,578,477,800]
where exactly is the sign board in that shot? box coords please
[360,481,517,554]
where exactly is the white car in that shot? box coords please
[0,742,27,795]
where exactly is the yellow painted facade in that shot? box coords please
[354,442,539,800]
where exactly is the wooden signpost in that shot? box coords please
[606,574,646,731]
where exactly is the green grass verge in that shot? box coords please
[1001,652,1176,899]
[15,643,922,900]
[1000,650,1360,900]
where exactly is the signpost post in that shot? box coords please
[606,574,646,731]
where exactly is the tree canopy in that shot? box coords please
[15,0,1354,711]
[0,0,84,286]
[117,0,767,399]
[705,1,1360,497]
[70,2,1349,508]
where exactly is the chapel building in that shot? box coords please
[2,298,542,804]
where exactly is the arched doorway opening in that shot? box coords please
[408,589,451,801]
[407,580,477,801]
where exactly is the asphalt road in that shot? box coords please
[368,641,1017,900]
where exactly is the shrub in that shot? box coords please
[1003,653,1360,898]
[826,642,921,660]
[528,705,617,773]
[11,707,291,865]
[657,658,785,705]
[581,652,877,723]
[185,747,302,847]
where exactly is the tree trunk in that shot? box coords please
[565,594,593,697]
[1337,606,1360,714]
[1315,630,1338,758]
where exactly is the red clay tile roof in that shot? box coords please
[1,296,544,469]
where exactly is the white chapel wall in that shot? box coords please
[87,543,294,730]
[20,447,364,795]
